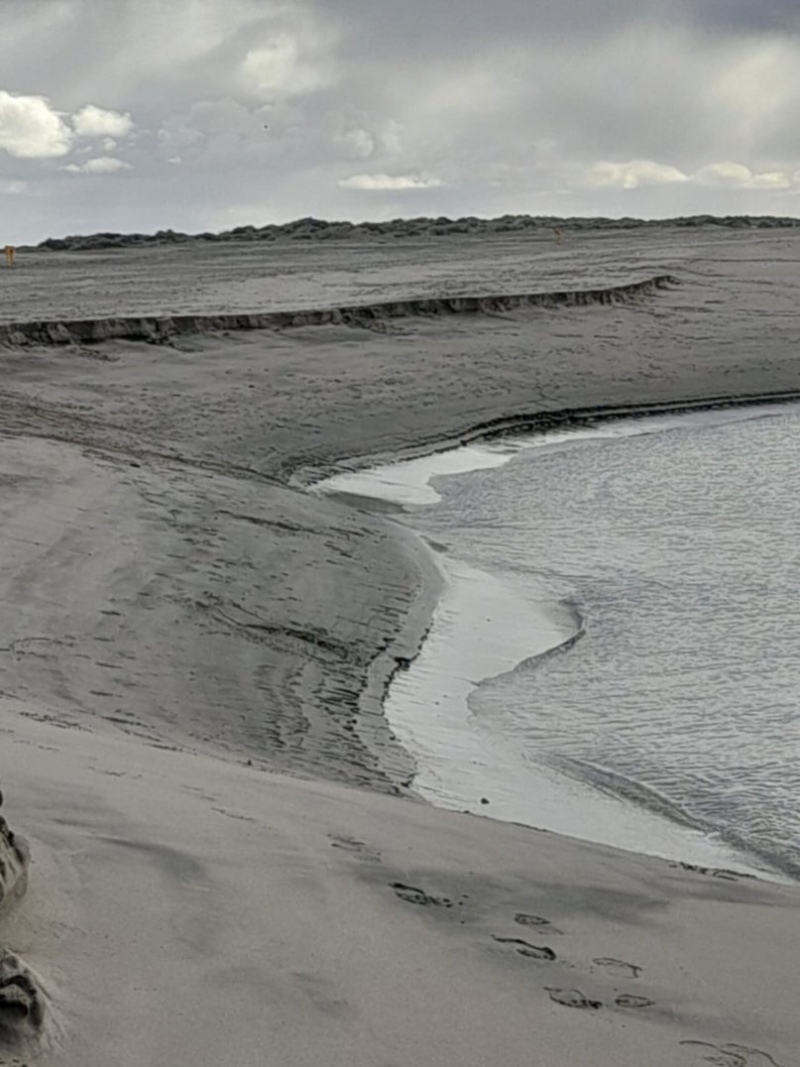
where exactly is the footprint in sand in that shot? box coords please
[680,1040,784,1067]
[545,987,602,1010]
[614,994,653,1010]
[593,957,643,979]
[492,936,557,961]
[390,883,453,908]
[514,913,563,934]
[0,950,48,1039]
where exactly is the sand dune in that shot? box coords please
[25,211,800,253]
[0,226,799,1064]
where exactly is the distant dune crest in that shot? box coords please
[26,213,800,252]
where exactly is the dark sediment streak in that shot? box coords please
[0,274,677,348]
[464,391,800,447]
[296,389,800,488]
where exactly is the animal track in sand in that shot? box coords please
[514,913,563,934]
[680,1040,784,1067]
[545,987,602,1010]
[593,957,642,978]
[492,936,556,961]
[390,883,453,908]
[328,835,381,863]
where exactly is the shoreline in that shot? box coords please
[315,401,798,881]
[2,234,800,804]
[296,387,800,488]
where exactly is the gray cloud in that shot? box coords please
[1,0,799,242]
[677,0,800,34]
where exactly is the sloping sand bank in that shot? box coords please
[0,226,799,1064]
[4,702,798,1066]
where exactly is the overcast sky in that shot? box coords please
[1,0,800,241]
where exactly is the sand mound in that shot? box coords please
[0,794,47,1048]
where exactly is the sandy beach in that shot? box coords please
[1,224,800,1065]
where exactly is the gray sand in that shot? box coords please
[1,227,800,789]
[0,226,799,1064]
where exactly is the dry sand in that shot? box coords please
[0,225,798,1065]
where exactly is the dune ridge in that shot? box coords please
[0,274,677,348]
[25,212,800,252]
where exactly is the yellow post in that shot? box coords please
[3,246,15,268]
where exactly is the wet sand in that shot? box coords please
[1,225,799,1064]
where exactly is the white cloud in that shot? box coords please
[239,32,333,99]
[573,160,689,190]
[693,161,794,189]
[569,157,800,195]
[0,179,27,195]
[63,156,132,174]
[752,172,794,189]
[0,89,73,158]
[339,172,444,191]
[72,104,134,138]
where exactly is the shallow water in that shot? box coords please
[321,406,800,879]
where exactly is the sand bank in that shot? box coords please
[0,227,799,1063]
[3,699,799,1066]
